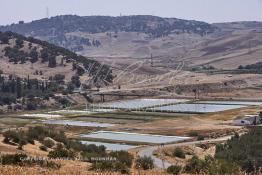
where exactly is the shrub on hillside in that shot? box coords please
[167,165,182,175]
[1,153,27,165]
[43,138,55,148]
[3,130,28,147]
[90,160,129,174]
[135,156,154,170]
[39,145,48,151]
[0,153,61,169]
[197,135,205,141]
[89,150,133,174]
[77,143,106,155]
[3,126,67,150]
[109,151,133,168]
[184,155,240,175]
[172,148,186,159]
[184,155,206,174]
[48,144,75,159]
[27,126,66,144]
[187,131,199,137]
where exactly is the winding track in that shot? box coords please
[137,135,233,169]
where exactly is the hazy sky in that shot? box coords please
[1,0,262,25]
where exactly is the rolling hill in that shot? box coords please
[0,15,217,58]
[0,31,113,85]
[1,15,262,70]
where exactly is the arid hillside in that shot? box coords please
[0,32,113,85]
[1,16,262,70]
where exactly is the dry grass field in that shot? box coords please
[112,106,261,136]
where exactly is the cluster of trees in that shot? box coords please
[0,70,92,109]
[0,153,61,169]
[89,151,134,174]
[0,15,216,39]
[191,65,216,72]
[0,75,25,105]
[166,128,262,174]
[65,36,101,52]
[215,129,262,174]
[66,36,101,47]
[0,32,10,44]
[135,156,154,170]
[3,126,102,155]
[4,46,27,64]
[3,39,56,67]
[184,155,240,175]
[2,126,139,174]
[3,126,66,150]
[92,39,101,47]
[0,72,68,108]
[165,155,240,175]
[238,62,262,74]
[0,31,113,84]
[89,152,155,173]
[238,62,262,70]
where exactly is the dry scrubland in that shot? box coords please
[1,16,262,175]
[113,106,261,136]
[0,135,168,175]
[0,166,169,175]
[155,144,217,167]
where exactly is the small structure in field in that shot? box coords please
[233,112,262,126]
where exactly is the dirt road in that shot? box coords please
[137,135,233,169]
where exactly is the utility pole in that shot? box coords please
[193,89,197,100]
[150,53,153,67]
[198,88,200,99]
[248,40,252,54]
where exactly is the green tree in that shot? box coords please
[173,148,186,159]
[40,48,49,63]
[184,155,206,174]
[135,156,154,170]
[43,139,55,148]
[167,165,182,175]
[71,75,81,88]
[0,33,9,44]
[48,55,57,68]
[29,47,38,63]
[15,38,24,49]
[16,77,22,98]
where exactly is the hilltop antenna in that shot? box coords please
[46,7,50,19]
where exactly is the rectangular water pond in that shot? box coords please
[152,103,246,113]
[21,114,62,119]
[196,101,262,106]
[44,120,114,127]
[81,141,138,151]
[98,99,188,109]
[80,131,190,144]
[48,109,115,114]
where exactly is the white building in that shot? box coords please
[233,114,262,126]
